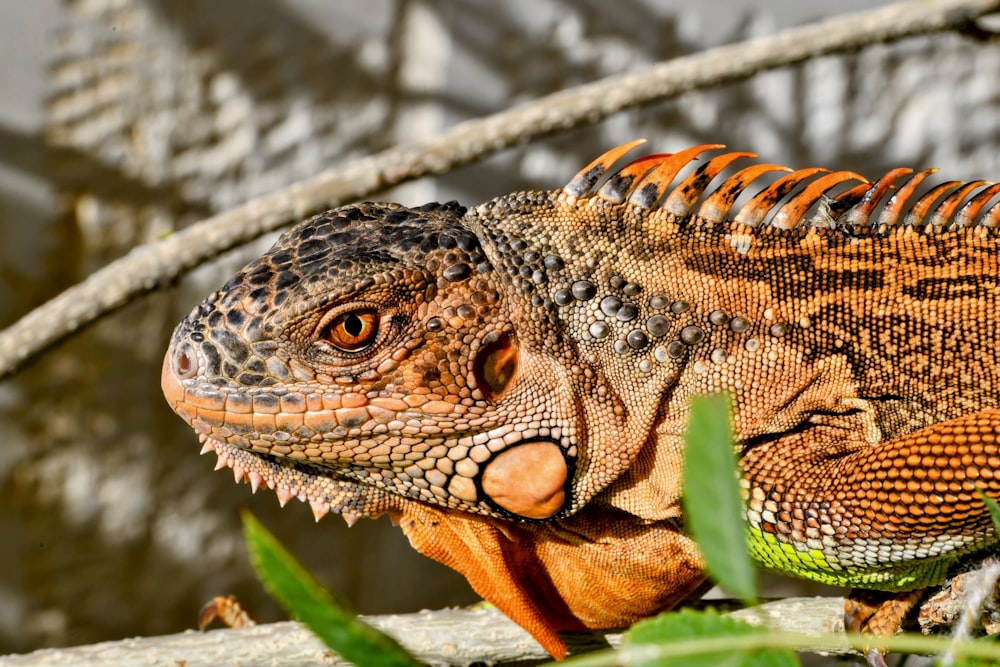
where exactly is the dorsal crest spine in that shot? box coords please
[563,142,1000,232]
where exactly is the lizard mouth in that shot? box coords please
[196,432,400,525]
[198,429,572,522]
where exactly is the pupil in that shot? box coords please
[344,314,363,336]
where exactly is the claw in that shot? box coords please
[199,595,257,631]
[864,647,888,667]
[845,589,925,667]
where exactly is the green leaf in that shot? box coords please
[978,488,1000,536]
[242,512,421,667]
[624,608,798,667]
[682,392,757,604]
[952,495,1000,667]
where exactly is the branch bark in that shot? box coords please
[8,580,1000,666]
[1,0,998,378]
[0,600,850,667]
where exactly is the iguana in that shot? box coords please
[161,141,1000,664]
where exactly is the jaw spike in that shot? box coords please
[343,512,361,528]
[275,487,293,507]
[248,471,263,494]
[200,441,216,455]
[232,465,246,484]
[310,500,331,522]
[562,139,647,196]
[214,450,231,470]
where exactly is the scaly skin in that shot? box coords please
[162,142,1000,659]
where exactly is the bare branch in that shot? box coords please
[0,601,849,667]
[1,0,998,379]
[5,584,999,665]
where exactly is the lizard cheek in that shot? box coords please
[481,441,567,520]
[473,332,518,400]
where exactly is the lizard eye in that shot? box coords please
[320,309,379,352]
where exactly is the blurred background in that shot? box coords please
[1,0,998,655]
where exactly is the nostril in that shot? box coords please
[175,343,198,379]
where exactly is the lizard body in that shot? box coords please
[162,142,1000,658]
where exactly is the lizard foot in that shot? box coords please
[845,588,925,667]
[199,594,257,630]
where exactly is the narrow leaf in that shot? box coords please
[978,488,1000,535]
[624,608,799,667]
[682,393,757,603]
[242,512,421,667]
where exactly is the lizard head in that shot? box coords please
[161,200,594,523]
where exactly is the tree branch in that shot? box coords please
[0,601,851,667]
[2,0,998,379]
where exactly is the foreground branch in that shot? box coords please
[0,600,850,667]
[5,572,996,666]
[2,0,998,378]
